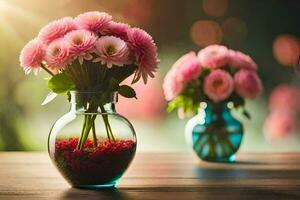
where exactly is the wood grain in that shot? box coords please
[0,152,300,199]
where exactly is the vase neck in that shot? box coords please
[206,102,229,113]
[69,91,117,113]
[198,102,231,122]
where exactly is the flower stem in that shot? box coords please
[103,116,111,141]
[41,63,54,76]
[99,105,115,142]
[92,120,97,148]
[79,114,97,149]
[77,115,87,149]
[106,119,115,141]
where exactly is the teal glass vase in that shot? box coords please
[185,102,243,163]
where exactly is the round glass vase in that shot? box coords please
[48,91,137,189]
[185,102,243,163]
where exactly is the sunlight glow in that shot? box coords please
[0,0,8,10]
[0,0,44,24]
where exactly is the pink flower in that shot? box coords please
[269,84,300,113]
[170,51,202,83]
[101,21,130,41]
[163,51,202,100]
[264,111,298,141]
[177,58,202,83]
[204,69,234,102]
[171,52,196,70]
[198,45,229,68]
[94,36,130,68]
[19,38,45,75]
[45,39,70,70]
[234,69,262,99]
[127,28,159,84]
[75,11,112,32]
[38,17,77,45]
[64,29,98,64]
[163,69,184,101]
[228,50,257,70]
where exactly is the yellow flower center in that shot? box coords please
[106,45,116,55]
[73,37,83,45]
[52,47,61,56]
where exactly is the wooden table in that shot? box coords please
[0,152,300,199]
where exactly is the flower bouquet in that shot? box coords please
[163,45,262,162]
[19,11,159,188]
[264,85,300,141]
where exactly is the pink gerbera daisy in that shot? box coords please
[64,29,98,64]
[269,84,300,113]
[19,38,45,75]
[172,51,202,83]
[128,28,159,84]
[75,11,112,32]
[101,21,131,41]
[198,45,229,68]
[163,69,184,101]
[203,69,234,102]
[38,17,77,45]
[228,50,257,70]
[45,39,70,70]
[94,36,130,68]
[234,69,262,99]
[264,110,298,141]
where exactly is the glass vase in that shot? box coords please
[48,91,136,189]
[185,102,243,163]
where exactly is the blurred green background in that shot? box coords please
[0,0,299,151]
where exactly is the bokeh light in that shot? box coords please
[190,20,223,47]
[222,17,247,47]
[202,0,228,17]
[273,34,300,67]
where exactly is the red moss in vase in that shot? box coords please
[54,138,136,187]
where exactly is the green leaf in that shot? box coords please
[41,91,58,105]
[118,85,137,98]
[109,78,120,91]
[48,73,75,93]
[201,68,211,77]
[230,93,245,108]
[67,91,71,102]
[167,96,184,112]
[167,101,178,113]
[243,109,251,120]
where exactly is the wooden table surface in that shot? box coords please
[0,152,300,200]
